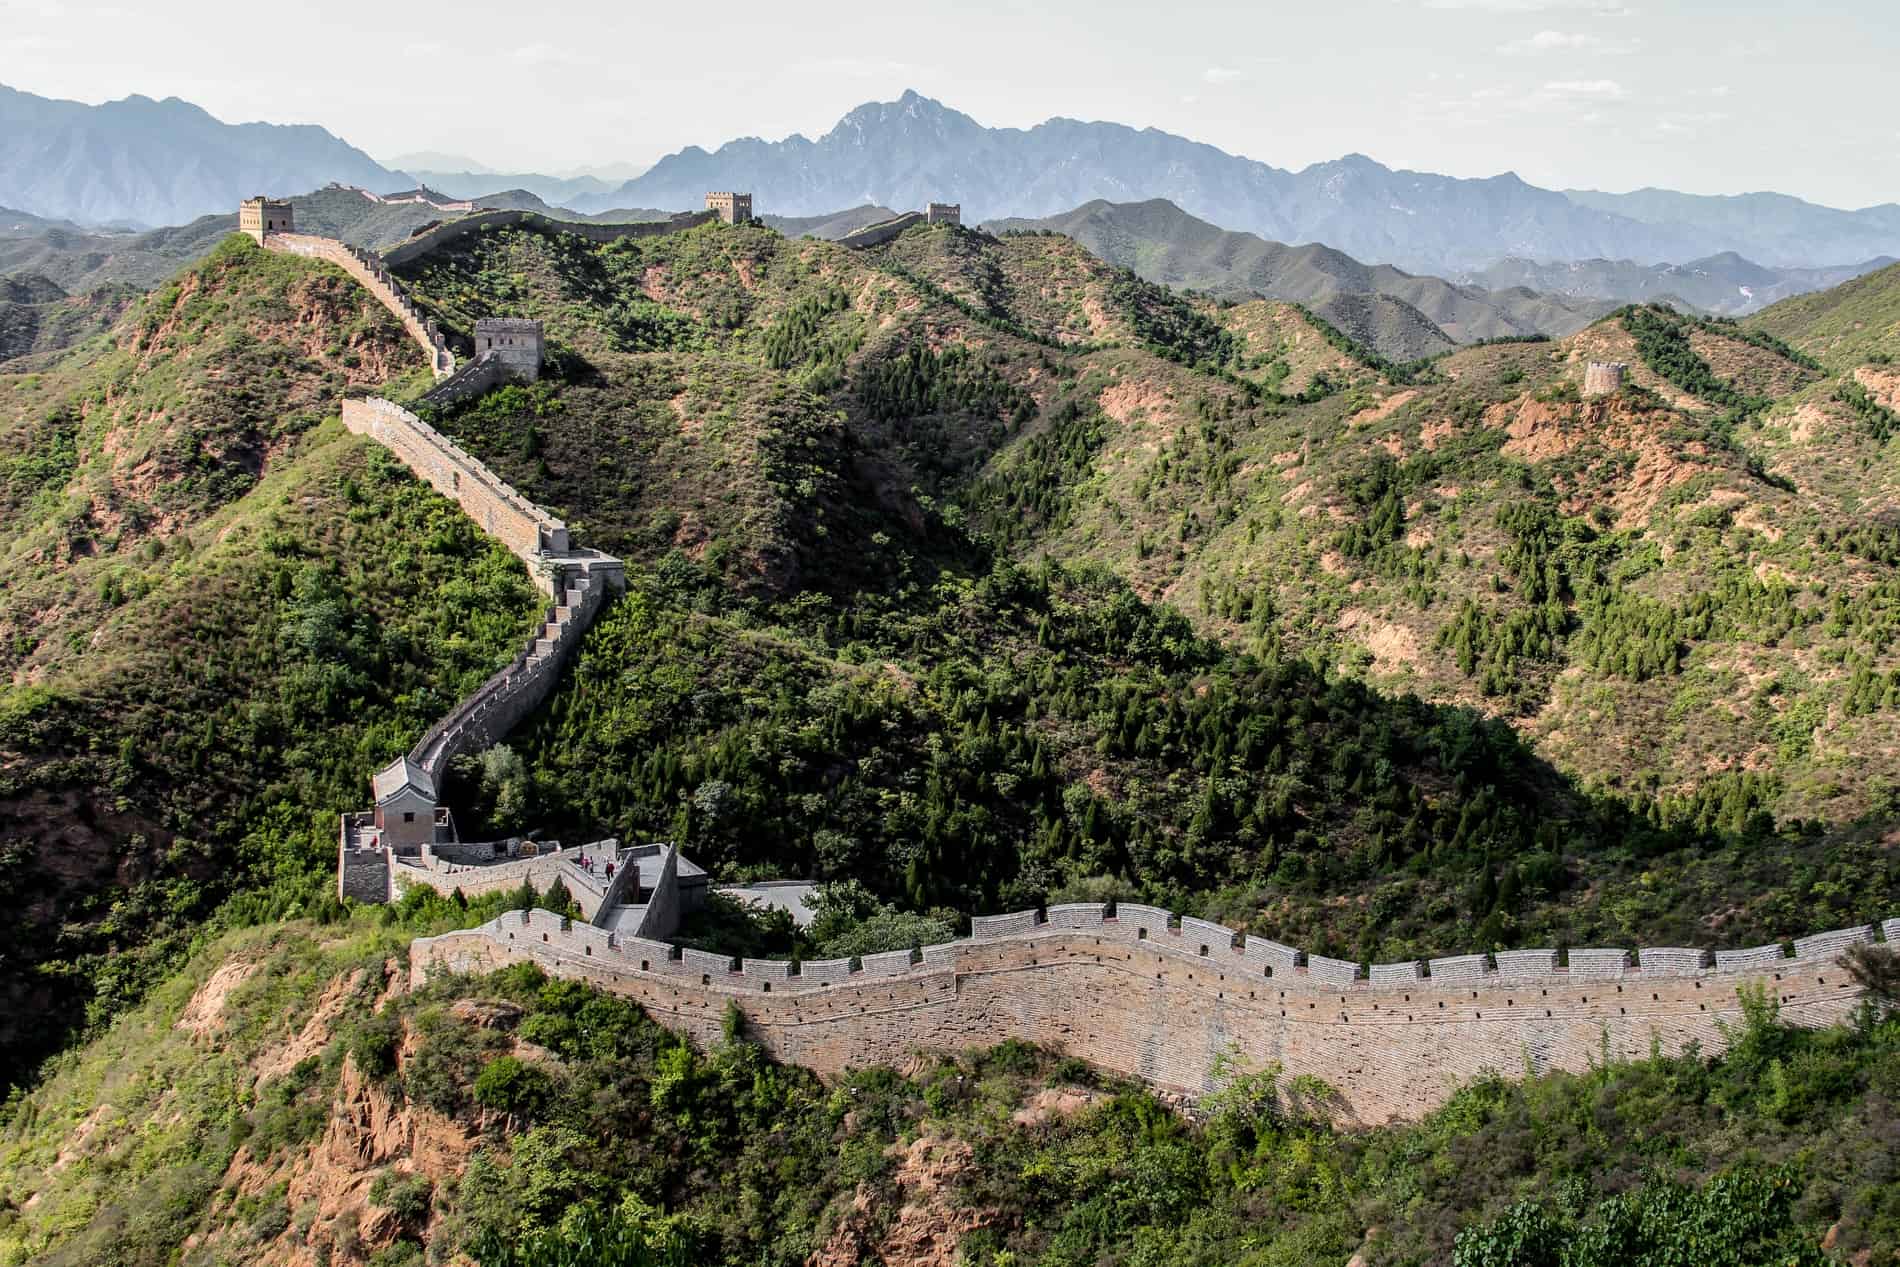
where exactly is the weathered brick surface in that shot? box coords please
[1307,955,1362,985]
[1639,947,1713,975]
[799,958,857,984]
[1179,917,1239,956]
[1793,925,1875,959]
[1716,943,1788,971]
[1494,949,1560,978]
[414,919,1878,1125]
[1113,904,1174,939]
[1567,948,1633,979]
[1241,937,1300,975]
[1370,960,1424,984]
[1428,954,1489,981]
[972,910,1041,939]
[1045,903,1108,930]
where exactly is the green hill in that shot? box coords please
[1750,259,1900,371]
[3,214,1900,1114]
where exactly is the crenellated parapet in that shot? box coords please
[413,904,1896,1123]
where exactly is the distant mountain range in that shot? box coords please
[9,80,1900,293]
[576,90,1900,274]
[0,85,404,229]
[1463,251,1895,317]
[987,198,1618,351]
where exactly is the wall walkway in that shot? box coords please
[262,233,454,376]
[413,906,1897,1124]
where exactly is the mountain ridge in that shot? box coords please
[0,83,406,228]
[576,90,1900,273]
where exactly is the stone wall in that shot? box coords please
[417,353,511,410]
[262,234,453,376]
[838,212,924,250]
[413,905,1892,1125]
[406,567,607,781]
[394,844,612,919]
[340,397,568,574]
[380,210,717,268]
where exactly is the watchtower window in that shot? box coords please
[403,811,415,823]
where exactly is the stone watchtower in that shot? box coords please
[926,202,961,226]
[705,192,753,224]
[238,196,293,242]
[1583,361,1627,398]
[475,318,544,382]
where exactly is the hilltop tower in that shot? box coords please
[474,317,544,382]
[238,196,293,242]
[705,192,753,224]
[926,202,961,226]
[1583,361,1627,398]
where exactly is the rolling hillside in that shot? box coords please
[6,210,1900,1103]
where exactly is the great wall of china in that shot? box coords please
[413,905,1894,1124]
[235,193,1896,1122]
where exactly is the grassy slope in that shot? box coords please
[0,237,540,1088]
[1750,260,1900,371]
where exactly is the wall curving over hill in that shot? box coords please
[415,905,1895,1124]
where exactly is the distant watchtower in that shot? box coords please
[705,192,753,224]
[927,202,961,226]
[238,196,293,243]
[1583,361,1627,398]
[474,318,543,382]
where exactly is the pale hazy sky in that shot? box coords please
[3,0,1895,207]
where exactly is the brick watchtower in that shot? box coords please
[1583,362,1627,398]
[705,192,753,224]
[926,202,961,226]
[475,318,544,382]
[238,196,293,243]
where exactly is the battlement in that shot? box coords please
[413,902,1894,1123]
[705,192,754,225]
[926,202,961,225]
[1583,361,1627,397]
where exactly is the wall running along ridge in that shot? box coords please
[837,211,925,250]
[380,209,718,268]
[413,908,1899,1124]
[339,397,569,573]
[262,233,454,376]
[404,568,607,782]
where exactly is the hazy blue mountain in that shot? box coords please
[0,84,402,227]
[990,197,1615,348]
[577,90,1900,275]
[1564,188,1900,270]
[400,170,623,206]
[1466,251,1897,317]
